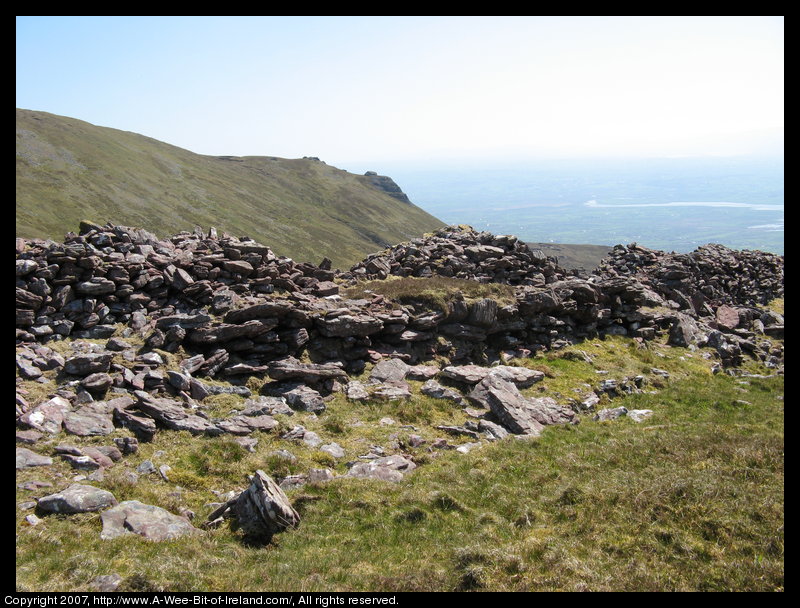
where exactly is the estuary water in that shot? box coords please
[368,156,784,255]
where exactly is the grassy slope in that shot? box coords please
[16,109,444,268]
[16,332,783,592]
[527,242,614,272]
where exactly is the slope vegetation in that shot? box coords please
[16,109,444,268]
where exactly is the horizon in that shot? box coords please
[16,16,784,166]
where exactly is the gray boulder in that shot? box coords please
[63,404,115,436]
[368,358,410,383]
[38,484,118,514]
[16,447,53,469]
[101,500,201,541]
[346,455,417,482]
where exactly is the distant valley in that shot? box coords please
[374,157,784,256]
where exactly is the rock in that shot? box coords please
[90,574,123,592]
[38,484,118,514]
[371,382,412,401]
[302,431,322,448]
[63,404,115,436]
[135,393,221,436]
[455,442,483,454]
[16,447,53,469]
[19,396,72,435]
[113,407,158,442]
[216,415,278,435]
[440,364,493,384]
[113,436,139,454]
[316,313,383,337]
[594,407,628,421]
[282,384,326,413]
[308,468,336,483]
[406,365,440,380]
[226,470,300,542]
[80,373,114,393]
[468,375,575,435]
[241,396,294,417]
[487,366,545,388]
[320,443,345,459]
[16,429,44,445]
[267,357,348,385]
[627,409,654,423]
[101,500,201,541]
[64,354,113,376]
[715,305,740,331]
[346,455,417,482]
[368,358,410,383]
[420,379,464,404]
[478,419,510,440]
[345,381,370,402]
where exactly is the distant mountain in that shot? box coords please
[16,109,444,268]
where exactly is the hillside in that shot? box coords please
[527,242,613,272]
[16,109,444,268]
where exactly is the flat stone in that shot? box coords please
[594,407,628,422]
[371,382,412,401]
[368,358,410,383]
[627,409,654,423]
[64,353,113,376]
[101,500,201,541]
[345,381,370,402]
[267,357,348,384]
[38,484,118,514]
[346,455,417,482]
[16,447,53,469]
[316,313,383,338]
[63,404,115,436]
[320,443,345,459]
[421,379,464,404]
[406,365,440,380]
[135,393,221,436]
[19,396,72,435]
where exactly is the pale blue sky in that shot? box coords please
[16,16,784,169]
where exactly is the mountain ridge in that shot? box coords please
[16,108,444,268]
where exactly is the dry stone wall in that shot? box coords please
[16,223,784,379]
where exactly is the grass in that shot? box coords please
[342,276,517,312]
[16,332,783,592]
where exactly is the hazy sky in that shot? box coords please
[16,16,784,168]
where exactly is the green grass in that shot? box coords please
[16,334,783,592]
[342,276,517,312]
[16,109,444,268]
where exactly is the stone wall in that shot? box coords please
[16,223,784,379]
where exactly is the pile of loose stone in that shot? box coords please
[15,222,784,553]
[347,224,565,284]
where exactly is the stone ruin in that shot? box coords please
[16,222,783,380]
[16,222,784,540]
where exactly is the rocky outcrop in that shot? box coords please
[363,172,412,204]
